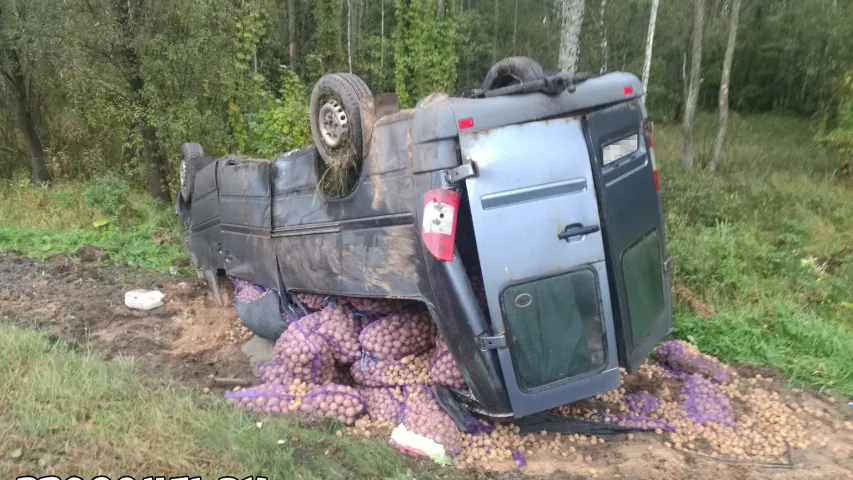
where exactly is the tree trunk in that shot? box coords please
[641,0,659,92]
[288,0,297,70]
[559,0,585,74]
[599,0,608,74]
[116,0,171,203]
[438,0,445,20]
[141,120,171,203]
[380,0,385,84]
[682,0,705,170]
[1,47,50,183]
[493,0,500,63]
[709,0,741,172]
[513,0,519,51]
[347,0,353,73]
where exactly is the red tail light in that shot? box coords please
[422,189,459,262]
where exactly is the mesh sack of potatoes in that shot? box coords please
[272,322,335,385]
[429,332,466,389]
[350,351,432,387]
[359,307,436,361]
[359,386,409,424]
[225,379,365,425]
[309,306,362,365]
[400,385,462,456]
[345,297,419,317]
[682,374,736,428]
[654,340,731,383]
[233,279,271,304]
[294,292,349,312]
[257,360,294,386]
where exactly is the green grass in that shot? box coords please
[0,323,448,479]
[0,182,185,272]
[657,113,853,396]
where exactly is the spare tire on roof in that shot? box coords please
[309,73,373,198]
[482,56,545,92]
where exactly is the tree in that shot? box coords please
[599,0,608,74]
[641,0,659,92]
[0,1,51,183]
[709,0,742,172]
[559,0,585,74]
[682,0,705,170]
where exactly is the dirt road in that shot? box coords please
[1,251,851,480]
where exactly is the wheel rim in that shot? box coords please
[180,161,188,195]
[319,99,349,149]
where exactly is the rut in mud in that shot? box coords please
[0,251,851,480]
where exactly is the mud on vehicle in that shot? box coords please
[176,57,672,419]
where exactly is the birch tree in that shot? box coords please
[599,0,608,74]
[559,0,585,74]
[709,0,741,172]
[682,0,705,170]
[641,0,659,92]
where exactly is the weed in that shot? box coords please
[658,113,853,395]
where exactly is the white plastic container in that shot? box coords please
[125,290,166,310]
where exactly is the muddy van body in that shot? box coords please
[177,69,672,419]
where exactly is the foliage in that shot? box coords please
[315,0,345,72]
[82,175,133,216]
[393,0,458,107]
[819,72,853,156]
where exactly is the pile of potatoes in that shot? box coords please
[553,341,821,462]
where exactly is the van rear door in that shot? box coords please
[584,100,672,373]
[460,116,620,418]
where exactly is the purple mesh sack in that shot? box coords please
[359,307,436,361]
[345,297,418,317]
[654,340,731,383]
[429,333,466,389]
[294,292,349,312]
[233,279,270,303]
[272,322,334,385]
[359,386,409,424]
[225,382,365,425]
[400,385,462,456]
[682,374,736,428]
[623,391,661,416]
[257,360,293,385]
[350,352,432,387]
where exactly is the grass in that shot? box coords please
[0,323,449,479]
[657,113,853,396]
[0,182,185,272]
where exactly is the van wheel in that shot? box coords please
[482,57,545,92]
[180,143,205,202]
[310,73,372,172]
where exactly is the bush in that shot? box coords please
[83,175,132,216]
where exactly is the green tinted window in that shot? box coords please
[502,270,606,392]
[622,231,665,345]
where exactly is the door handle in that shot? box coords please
[558,223,600,241]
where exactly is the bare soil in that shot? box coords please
[0,251,851,480]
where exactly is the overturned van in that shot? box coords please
[176,57,672,419]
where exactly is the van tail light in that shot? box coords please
[422,189,459,262]
[647,134,660,192]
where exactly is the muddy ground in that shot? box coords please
[0,251,851,480]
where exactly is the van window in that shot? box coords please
[501,269,606,392]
